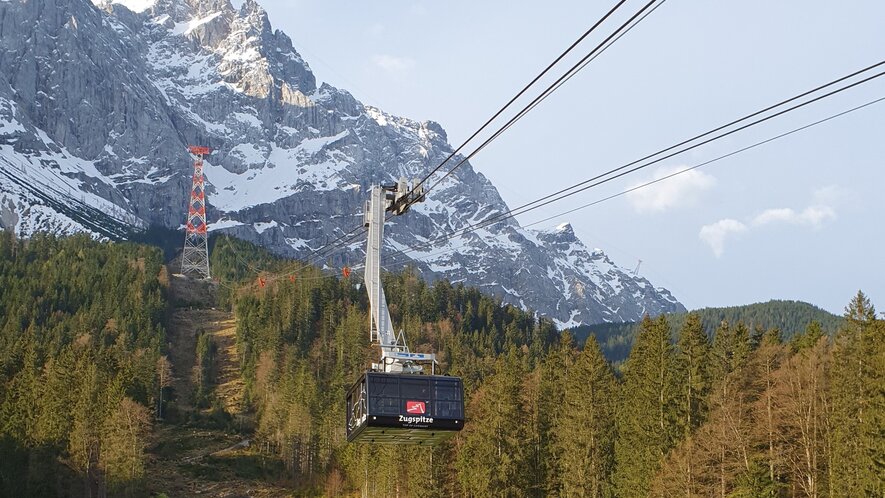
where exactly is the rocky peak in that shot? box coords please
[147,0,316,97]
[554,222,577,238]
[536,222,578,247]
[1,0,686,326]
[421,120,448,142]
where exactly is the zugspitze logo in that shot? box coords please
[406,401,426,414]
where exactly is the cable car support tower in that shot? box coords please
[364,179,434,373]
[346,179,465,444]
[181,146,212,279]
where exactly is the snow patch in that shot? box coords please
[231,112,262,128]
[172,12,223,36]
[203,135,353,212]
[366,107,388,127]
[285,237,310,250]
[0,146,142,235]
[0,98,25,135]
[207,218,244,231]
[94,0,157,13]
[298,130,349,154]
[254,220,278,234]
[552,310,583,331]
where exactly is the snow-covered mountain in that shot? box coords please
[0,0,685,325]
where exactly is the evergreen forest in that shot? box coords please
[0,232,882,497]
[573,300,844,365]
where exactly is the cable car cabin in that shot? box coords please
[346,372,465,445]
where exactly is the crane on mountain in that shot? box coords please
[346,179,465,444]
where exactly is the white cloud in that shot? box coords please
[371,54,415,73]
[699,219,747,258]
[699,187,839,257]
[752,205,836,228]
[626,165,716,213]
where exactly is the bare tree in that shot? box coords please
[773,336,831,498]
[156,355,173,420]
[101,397,152,495]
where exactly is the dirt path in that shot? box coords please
[145,273,292,497]
[213,317,246,415]
[167,308,237,411]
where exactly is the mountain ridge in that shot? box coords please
[0,0,685,325]
[573,299,844,363]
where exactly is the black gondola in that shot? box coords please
[346,372,465,444]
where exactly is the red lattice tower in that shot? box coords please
[180,146,212,278]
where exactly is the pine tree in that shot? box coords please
[614,315,679,498]
[535,332,577,495]
[830,291,882,496]
[521,363,546,497]
[456,348,529,497]
[671,313,711,496]
[868,317,885,495]
[34,350,76,447]
[0,339,40,446]
[553,335,617,497]
[704,320,756,497]
[675,314,711,434]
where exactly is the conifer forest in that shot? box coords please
[0,232,882,497]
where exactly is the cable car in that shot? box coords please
[346,372,464,444]
[348,180,465,445]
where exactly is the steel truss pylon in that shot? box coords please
[181,146,211,279]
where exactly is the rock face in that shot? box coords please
[0,0,685,325]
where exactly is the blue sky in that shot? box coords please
[257,0,884,315]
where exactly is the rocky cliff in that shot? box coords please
[0,0,685,325]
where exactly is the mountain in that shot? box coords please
[573,299,843,363]
[0,0,685,325]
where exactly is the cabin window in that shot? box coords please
[369,375,400,415]
[400,378,430,399]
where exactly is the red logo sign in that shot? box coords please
[406,401,426,414]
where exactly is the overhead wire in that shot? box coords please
[378,64,885,264]
[495,67,885,221]
[322,88,885,277]
[399,0,633,201]
[521,97,885,228]
[413,0,668,204]
[453,59,885,225]
[376,94,885,292]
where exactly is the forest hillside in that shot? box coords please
[0,233,881,497]
[573,300,843,364]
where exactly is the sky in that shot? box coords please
[255,0,884,315]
